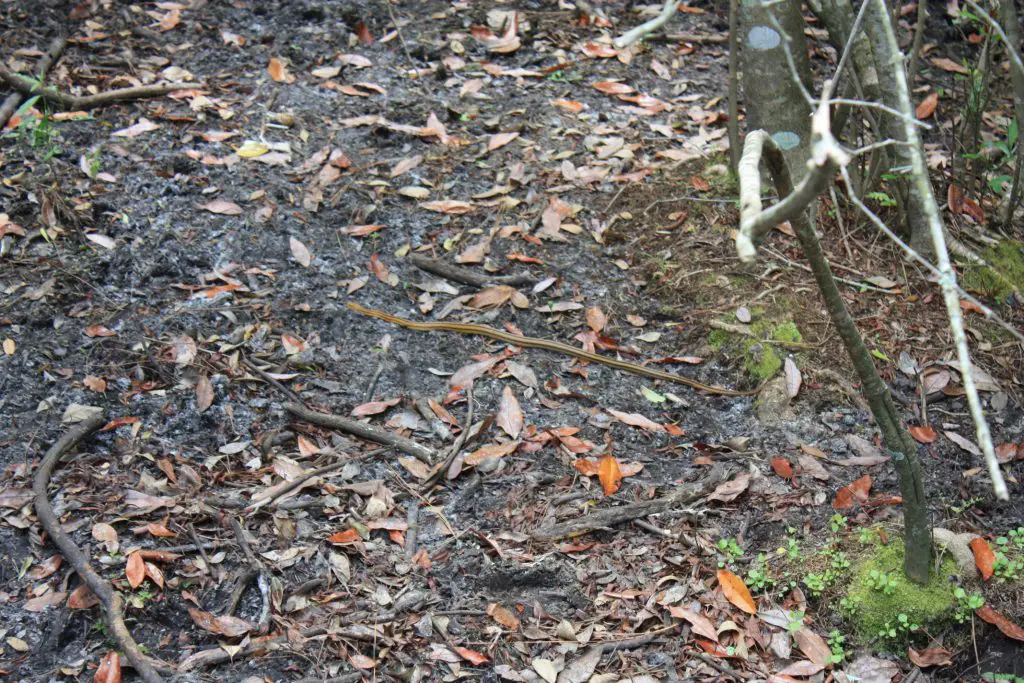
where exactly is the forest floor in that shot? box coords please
[1,0,1023,681]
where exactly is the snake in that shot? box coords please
[347,302,759,396]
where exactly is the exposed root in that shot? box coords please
[33,415,172,683]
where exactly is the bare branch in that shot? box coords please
[614,0,681,48]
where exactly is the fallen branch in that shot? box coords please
[226,517,271,635]
[33,415,171,683]
[0,62,195,110]
[530,466,727,541]
[285,402,437,463]
[409,253,535,288]
[0,36,66,129]
[614,0,681,48]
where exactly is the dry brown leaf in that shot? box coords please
[794,628,831,667]
[707,472,750,502]
[496,386,524,438]
[908,646,953,667]
[666,606,718,641]
[970,537,996,580]
[605,408,664,432]
[125,551,146,589]
[975,605,1024,641]
[199,199,243,215]
[488,132,520,151]
[585,306,607,333]
[94,651,121,683]
[486,603,520,629]
[916,92,938,119]
[195,375,214,412]
[188,607,254,637]
[422,200,474,214]
[290,237,312,267]
[465,440,519,465]
[268,56,295,83]
[23,591,66,612]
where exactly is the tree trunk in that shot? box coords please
[739,0,814,180]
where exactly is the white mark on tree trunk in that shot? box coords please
[747,25,780,50]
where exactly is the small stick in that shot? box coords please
[0,35,66,129]
[404,502,420,562]
[227,517,271,634]
[409,253,535,288]
[531,466,728,541]
[248,448,386,512]
[243,356,303,404]
[187,523,214,571]
[33,415,171,682]
[0,63,196,111]
[691,651,752,680]
[420,382,475,493]
[285,402,437,464]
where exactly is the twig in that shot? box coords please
[186,524,214,571]
[285,402,437,463]
[691,651,752,680]
[0,35,66,129]
[227,517,271,634]
[242,356,303,404]
[247,448,386,512]
[530,466,727,540]
[615,0,682,48]
[404,502,420,562]
[663,32,729,44]
[409,253,535,288]
[420,383,475,493]
[0,63,196,110]
[907,0,928,84]
[33,415,170,683]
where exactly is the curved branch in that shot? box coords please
[0,36,66,128]
[614,0,681,48]
[33,415,171,683]
[0,63,196,111]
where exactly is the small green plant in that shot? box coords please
[865,191,897,208]
[803,572,828,598]
[829,514,848,534]
[858,527,877,544]
[981,674,1024,683]
[827,630,847,664]
[745,554,774,592]
[953,587,985,623]
[716,537,744,566]
[840,595,862,616]
[865,569,897,595]
[784,610,805,635]
[877,613,919,642]
[8,95,62,161]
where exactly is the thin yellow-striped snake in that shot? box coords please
[347,302,759,396]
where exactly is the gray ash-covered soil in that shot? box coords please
[0,0,1022,681]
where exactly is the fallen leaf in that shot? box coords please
[268,56,294,83]
[68,584,100,609]
[351,397,400,417]
[487,603,520,629]
[771,456,794,480]
[975,605,1024,641]
[718,569,756,614]
[94,651,121,683]
[708,473,750,502]
[195,375,214,412]
[125,551,145,589]
[970,537,996,580]
[496,386,523,438]
[945,430,981,455]
[23,591,66,612]
[200,199,243,215]
[111,118,160,137]
[916,92,938,119]
[833,475,872,509]
[605,408,664,432]
[932,56,969,74]
[598,455,622,495]
[784,357,802,397]
[188,607,254,637]
[908,646,953,667]
[592,81,634,95]
[290,237,312,266]
[909,425,938,443]
[532,658,558,683]
[422,200,474,214]
[327,528,361,545]
[84,324,116,338]
[456,647,490,665]
[465,440,519,466]
[586,306,607,333]
[794,628,830,667]
[667,606,718,641]
[488,132,520,151]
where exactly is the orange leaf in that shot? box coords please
[125,551,145,589]
[970,537,996,580]
[717,569,756,614]
[908,646,953,667]
[552,99,584,113]
[355,22,373,44]
[833,475,872,510]
[916,92,938,119]
[486,603,521,629]
[268,57,288,82]
[327,528,361,545]
[975,605,1024,641]
[455,646,490,665]
[68,584,100,609]
[147,523,176,538]
[771,456,794,480]
[909,425,937,443]
[573,458,600,475]
[598,455,623,495]
[592,81,634,95]
[94,651,121,683]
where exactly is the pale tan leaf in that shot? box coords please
[496,386,523,438]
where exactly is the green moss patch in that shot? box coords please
[962,240,1024,300]
[844,540,957,643]
[740,321,803,381]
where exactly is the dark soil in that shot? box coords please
[0,1,1022,681]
